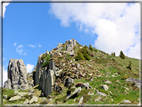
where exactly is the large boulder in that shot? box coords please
[126,77,141,88]
[64,77,74,87]
[53,83,62,92]
[66,87,82,99]
[4,59,28,90]
[9,95,21,101]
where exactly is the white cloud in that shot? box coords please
[49,3,140,59]
[38,44,42,47]
[14,42,17,46]
[26,64,34,73]
[28,44,36,48]
[3,66,8,87]
[16,45,23,54]
[16,45,27,55]
[0,0,12,17]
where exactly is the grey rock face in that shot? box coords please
[35,54,44,85]
[49,59,59,72]
[4,79,11,89]
[40,69,54,97]
[66,39,77,52]
[4,59,27,90]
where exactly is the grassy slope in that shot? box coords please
[2,43,140,105]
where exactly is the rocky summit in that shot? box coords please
[3,38,141,105]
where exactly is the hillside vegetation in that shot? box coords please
[2,41,140,105]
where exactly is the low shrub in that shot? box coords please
[82,94,91,103]
[42,54,50,67]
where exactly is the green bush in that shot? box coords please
[81,47,90,60]
[65,53,70,60]
[119,51,125,59]
[42,54,50,67]
[75,50,85,61]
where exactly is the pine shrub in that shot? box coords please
[119,51,125,59]
[75,50,85,61]
[81,47,90,60]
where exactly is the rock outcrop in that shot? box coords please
[56,43,63,51]
[4,59,28,90]
[40,69,54,96]
[66,39,77,52]
[35,53,45,86]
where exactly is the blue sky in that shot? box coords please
[1,1,140,86]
